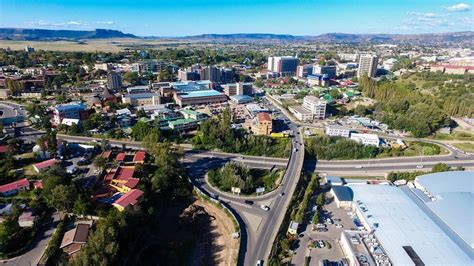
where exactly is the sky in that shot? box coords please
[0,0,472,36]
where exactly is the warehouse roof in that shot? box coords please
[349,183,472,265]
[331,185,353,201]
[415,171,473,249]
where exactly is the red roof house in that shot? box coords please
[116,152,126,162]
[112,189,144,211]
[133,151,146,164]
[0,179,30,196]
[33,158,58,173]
[0,145,9,154]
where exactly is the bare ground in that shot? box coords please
[192,199,239,266]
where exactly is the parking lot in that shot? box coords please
[291,188,356,266]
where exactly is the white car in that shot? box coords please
[416,165,424,169]
[355,165,363,169]
[260,205,270,211]
[335,224,343,228]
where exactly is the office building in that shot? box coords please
[358,54,379,78]
[174,90,227,107]
[107,72,122,90]
[267,56,299,75]
[326,125,351,138]
[122,92,161,106]
[302,96,327,119]
[220,68,234,83]
[52,102,88,125]
[139,60,169,74]
[222,83,253,96]
[313,65,337,79]
[126,86,149,94]
[296,64,314,78]
[178,69,200,81]
[350,133,380,147]
[289,106,313,122]
[338,53,360,62]
[202,66,221,82]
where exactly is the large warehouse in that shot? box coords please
[345,176,473,265]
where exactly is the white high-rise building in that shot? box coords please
[302,96,327,119]
[358,54,379,78]
[267,56,299,75]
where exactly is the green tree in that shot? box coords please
[316,193,325,207]
[46,185,76,211]
[431,163,451,173]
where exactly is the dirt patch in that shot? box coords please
[192,199,239,266]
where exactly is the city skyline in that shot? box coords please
[0,0,473,36]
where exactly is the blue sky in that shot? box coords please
[0,0,472,36]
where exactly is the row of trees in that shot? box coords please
[387,163,464,182]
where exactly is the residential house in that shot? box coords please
[60,224,90,257]
[0,178,30,196]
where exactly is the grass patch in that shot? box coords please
[452,142,474,153]
[429,131,474,141]
[376,141,446,158]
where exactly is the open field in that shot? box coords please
[0,38,204,52]
[429,131,474,142]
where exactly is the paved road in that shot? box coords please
[4,212,61,266]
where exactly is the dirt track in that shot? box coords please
[194,199,239,266]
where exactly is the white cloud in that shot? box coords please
[27,20,89,28]
[97,21,115,25]
[445,3,471,12]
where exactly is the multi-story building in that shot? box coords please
[338,53,360,62]
[325,125,351,138]
[220,68,234,83]
[202,66,221,82]
[296,64,314,78]
[358,54,379,78]
[302,96,327,119]
[52,102,88,125]
[122,92,161,106]
[178,69,200,81]
[126,86,149,94]
[252,112,273,135]
[139,60,169,74]
[107,72,122,90]
[350,133,380,147]
[222,83,253,96]
[289,106,313,121]
[313,65,337,79]
[267,56,299,75]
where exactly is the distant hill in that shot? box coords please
[181,32,474,45]
[0,28,472,46]
[0,28,137,40]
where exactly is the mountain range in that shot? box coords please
[0,28,472,45]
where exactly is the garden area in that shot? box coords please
[207,162,284,195]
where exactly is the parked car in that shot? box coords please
[260,205,270,211]
[244,200,254,205]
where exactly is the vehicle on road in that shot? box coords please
[256,260,264,266]
[210,193,219,200]
[335,224,343,228]
[244,200,254,205]
[355,165,363,169]
[416,165,424,169]
[260,205,270,211]
[279,192,285,197]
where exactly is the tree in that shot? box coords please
[431,163,451,173]
[46,185,76,211]
[93,156,107,171]
[316,193,325,207]
[312,210,320,224]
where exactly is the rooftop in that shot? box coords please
[257,112,272,122]
[113,189,144,208]
[178,89,224,99]
[414,171,473,249]
[331,185,353,201]
[349,183,472,265]
[123,92,160,99]
[169,118,196,126]
[54,102,86,112]
[60,224,90,248]
[0,178,29,193]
